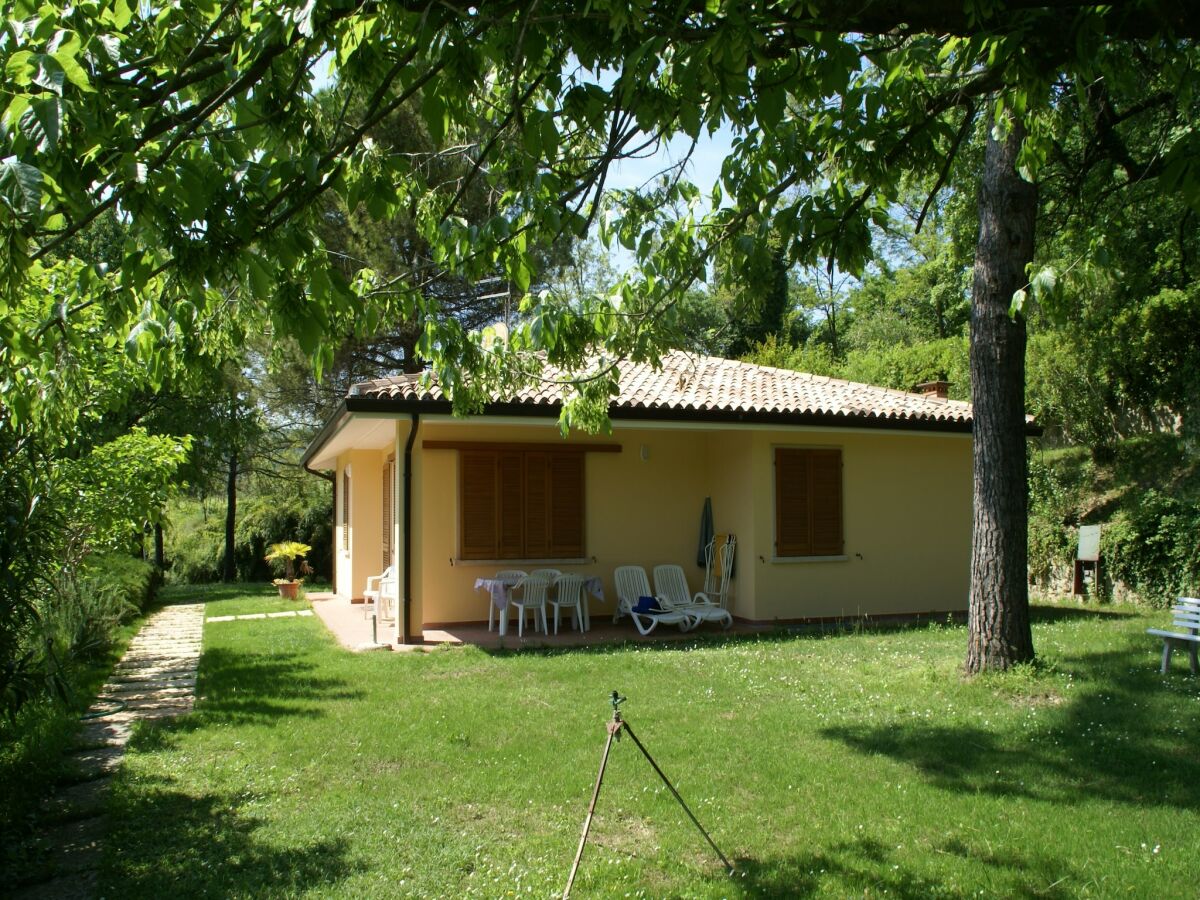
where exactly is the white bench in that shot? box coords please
[1147,597,1200,674]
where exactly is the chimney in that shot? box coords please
[914,380,951,400]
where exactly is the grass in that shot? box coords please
[102,587,1200,897]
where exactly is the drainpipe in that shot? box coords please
[401,412,419,644]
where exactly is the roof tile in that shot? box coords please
[351,351,975,426]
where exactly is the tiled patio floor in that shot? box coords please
[308,593,771,651]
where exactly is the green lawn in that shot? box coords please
[102,587,1200,897]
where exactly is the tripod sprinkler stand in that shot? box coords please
[562,691,734,898]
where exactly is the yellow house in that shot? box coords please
[301,351,981,644]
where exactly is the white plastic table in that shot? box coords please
[474,576,522,636]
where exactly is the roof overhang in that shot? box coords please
[301,404,400,471]
[302,395,1040,473]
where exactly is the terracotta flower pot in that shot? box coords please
[276,581,301,600]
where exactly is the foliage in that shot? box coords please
[0,606,141,864]
[39,553,156,666]
[1028,437,1200,604]
[742,334,840,378]
[0,1,1193,424]
[264,541,312,582]
[166,475,333,585]
[1103,492,1200,606]
[840,337,970,399]
[0,425,184,720]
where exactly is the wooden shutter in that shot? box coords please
[775,447,842,556]
[548,453,584,557]
[775,448,812,556]
[341,469,350,551]
[524,452,550,557]
[497,452,524,558]
[382,457,394,565]
[460,451,497,559]
[457,446,586,560]
[809,449,843,555]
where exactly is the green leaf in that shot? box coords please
[18,98,60,152]
[30,55,66,96]
[1009,288,1027,319]
[5,50,35,85]
[0,156,43,218]
[421,90,448,145]
[52,47,93,93]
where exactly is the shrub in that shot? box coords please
[39,554,157,665]
[1103,492,1200,607]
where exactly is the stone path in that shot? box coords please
[12,602,205,899]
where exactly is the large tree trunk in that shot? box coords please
[223,451,238,583]
[966,117,1037,673]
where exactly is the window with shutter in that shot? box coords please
[382,457,394,565]
[775,447,843,557]
[457,447,586,560]
[341,469,350,551]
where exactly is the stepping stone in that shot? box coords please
[74,721,132,748]
[98,685,194,702]
[267,611,298,618]
[38,777,113,823]
[102,678,196,694]
[12,869,99,900]
[25,816,108,875]
[207,615,235,622]
[239,613,268,619]
[64,746,124,780]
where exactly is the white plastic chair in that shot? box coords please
[525,569,562,633]
[700,534,736,609]
[549,574,585,634]
[613,566,699,635]
[653,564,733,630]
[363,566,396,621]
[491,569,527,632]
[510,574,551,637]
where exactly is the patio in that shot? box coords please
[308,593,770,651]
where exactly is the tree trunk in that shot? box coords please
[223,451,238,582]
[154,522,165,570]
[966,116,1037,673]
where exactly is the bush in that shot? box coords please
[1027,438,1200,605]
[39,553,158,665]
[1103,492,1200,607]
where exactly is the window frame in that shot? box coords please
[456,446,587,562]
[773,445,845,560]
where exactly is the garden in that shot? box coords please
[78,586,1200,898]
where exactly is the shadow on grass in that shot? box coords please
[821,646,1200,812]
[127,647,363,753]
[161,582,269,605]
[724,834,1082,899]
[477,613,974,661]
[1028,603,1138,624]
[104,775,361,897]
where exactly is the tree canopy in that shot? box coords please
[2,0,1197,671]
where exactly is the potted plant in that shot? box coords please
[265,541,312,599]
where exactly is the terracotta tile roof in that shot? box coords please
[349,351,974,427]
